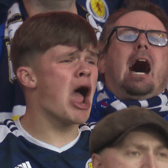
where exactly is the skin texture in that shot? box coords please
[23,0,77,17]
[99,11,168,100]
[92,129,168,168]
[17,45,98,147]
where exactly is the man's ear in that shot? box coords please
[92,153,103,168]
[16,66,37,89]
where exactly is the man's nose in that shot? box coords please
[135,33,149,50]
[75,61,91,78]
[141,154,157,168]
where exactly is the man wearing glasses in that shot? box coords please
[89,0,168,122]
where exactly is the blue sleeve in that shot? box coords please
[0,2,8,63]
[0,21,5,63]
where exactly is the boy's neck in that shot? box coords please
[22,0,77,17]
[20,111,79,148]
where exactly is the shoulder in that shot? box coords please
[0,120,13,143]
[0,0,14,61]
[0,0,13,24]
[76,2,102,39]
[0,0,13,7]
[0,119,20,143]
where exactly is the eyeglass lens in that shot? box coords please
[116,27,167,46]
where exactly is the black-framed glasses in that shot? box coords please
[106,26,168,47]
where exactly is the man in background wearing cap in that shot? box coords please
[90,106,168,168]
[89,0,168,122]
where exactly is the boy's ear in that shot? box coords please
[16,66,37,89]
[92,153,103,168]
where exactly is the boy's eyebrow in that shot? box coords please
[57,48,99,59]
[67,50,80,56]
[155,145,168,151]
[62,49,98,58]
[65,50,80,57]
[56,49,79,58]
[85,49,99,58]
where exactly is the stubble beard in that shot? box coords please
[121,77,155,99]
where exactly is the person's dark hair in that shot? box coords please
[100,0,168,53]
[11,11,97,74]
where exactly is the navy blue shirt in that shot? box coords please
[0,119,95,168]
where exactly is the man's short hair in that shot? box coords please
[100,0,168,52]
[11,12,97,74]
[89,106,168,155]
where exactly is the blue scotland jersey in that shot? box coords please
[0,119,96,168]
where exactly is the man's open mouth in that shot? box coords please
[129,59,151,74]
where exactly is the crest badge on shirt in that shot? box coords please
[85,158,93,168]
[86,0,109,23]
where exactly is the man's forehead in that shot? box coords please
[114,10,166,31]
